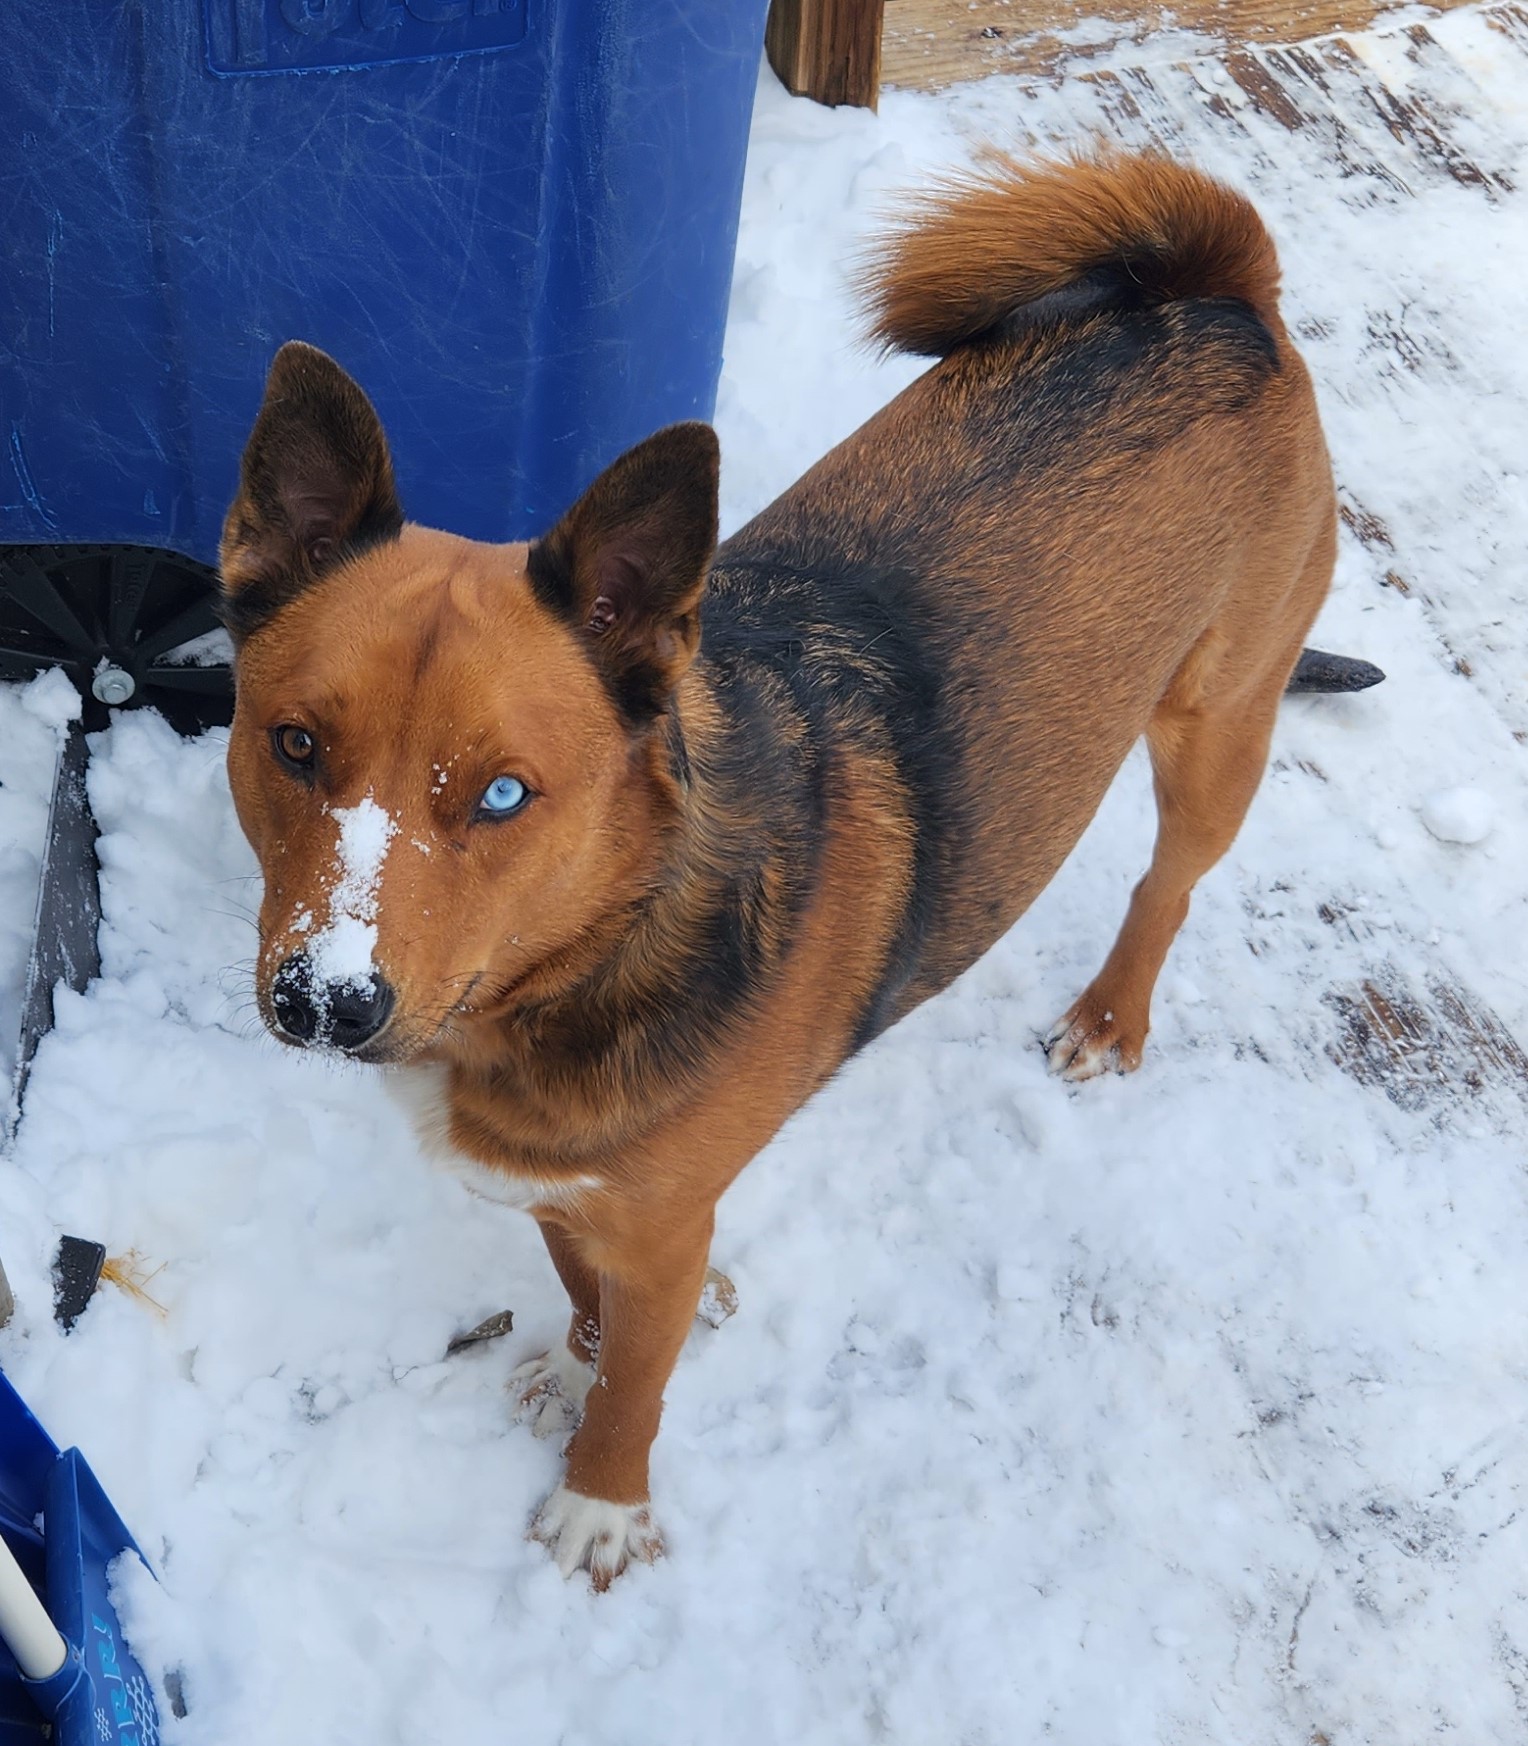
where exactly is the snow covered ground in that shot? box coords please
[3,10,1527,1741]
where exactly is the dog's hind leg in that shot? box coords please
[1044,626,1311,1082]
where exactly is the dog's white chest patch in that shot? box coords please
[387,1063,600,1213]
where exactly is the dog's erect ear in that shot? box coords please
[526,423,720,721]
[220,342,403,641]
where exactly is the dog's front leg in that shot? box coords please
[528,1210,714,1589]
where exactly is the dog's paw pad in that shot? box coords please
[1044,1000,1143,1082]
[528,1485,664,1589]
[508,1346,595,1439]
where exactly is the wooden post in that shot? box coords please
[765,0,884,110]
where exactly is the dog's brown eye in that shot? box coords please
[272,724,315,770]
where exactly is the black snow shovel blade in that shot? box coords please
[8,722,100,1131]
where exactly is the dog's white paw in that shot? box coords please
[528,1484,664,1589]
[1044,1015,1117,1080]
[1044,998,1143,1081]
[508,1344,595,1439]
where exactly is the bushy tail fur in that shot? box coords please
[862,150,1283,359]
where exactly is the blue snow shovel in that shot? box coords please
[0,1370,160,1744]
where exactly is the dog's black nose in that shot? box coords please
[271,955,320,1043]
[325,975,396,1050]
[271,954,395,1052]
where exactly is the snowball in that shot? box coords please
[1420,787,1495,845]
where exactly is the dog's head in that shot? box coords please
[221,342,718,1062]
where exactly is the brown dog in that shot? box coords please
[221,152,1339,1585]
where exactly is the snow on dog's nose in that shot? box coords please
[269,792,401,1051]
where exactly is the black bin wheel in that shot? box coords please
[0,543,233,735]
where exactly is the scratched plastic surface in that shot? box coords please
[0,1373,160,1744]
[0,1374,54,1741]
[0,0,770,566]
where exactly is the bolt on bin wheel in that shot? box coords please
[0,543,232,735]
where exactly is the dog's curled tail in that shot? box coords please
[863,151,1282,359]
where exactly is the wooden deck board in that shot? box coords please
[883,0,1480,86]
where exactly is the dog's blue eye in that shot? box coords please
[479,775,529,816]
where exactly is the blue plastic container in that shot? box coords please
[1,0,770,567]
[0,1372,160,1745]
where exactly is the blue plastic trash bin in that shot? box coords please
[0,0,771,1112]
[1,0,771,569]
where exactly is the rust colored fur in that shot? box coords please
[863,149,1285,354]
[221,153,1337,1585]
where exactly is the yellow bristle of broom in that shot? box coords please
[101,1251,168,1318]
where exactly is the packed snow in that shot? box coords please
[3,16,1527,1743]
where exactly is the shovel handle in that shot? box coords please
[0,1532,67,1680]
